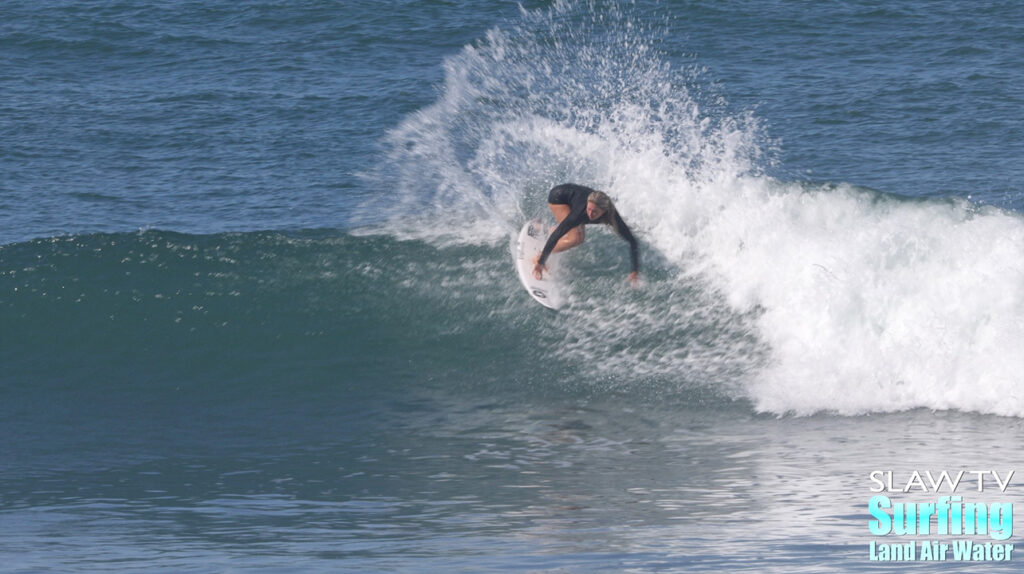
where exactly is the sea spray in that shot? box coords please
[362,0,763,241]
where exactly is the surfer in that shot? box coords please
[533,183,640,286]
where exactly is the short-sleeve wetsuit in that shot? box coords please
[538,184,639,273]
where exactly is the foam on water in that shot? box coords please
[366,0,1024,416]
[706,182,1024,415]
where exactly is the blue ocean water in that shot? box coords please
[2,1,1024,571]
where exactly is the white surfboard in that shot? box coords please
[514,219,565,310]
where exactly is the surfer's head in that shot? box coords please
[586,190,614,221]
[586,190,612,220]
[586,190,627,236]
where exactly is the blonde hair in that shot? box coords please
[587,190,612,211]
[587,190,622,234]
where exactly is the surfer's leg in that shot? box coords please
[548,202,571,223]
[546,203,585,252]
[554,225,584,252]
[533,203,584,266]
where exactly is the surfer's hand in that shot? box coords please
[533,263,547,280]
[627,271,639,288]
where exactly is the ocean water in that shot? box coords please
[2,1,1024,571]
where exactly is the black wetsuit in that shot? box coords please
[538,184,639,272]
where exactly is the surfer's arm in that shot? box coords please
[612,211,640,274]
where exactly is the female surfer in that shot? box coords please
[533,183,640,287]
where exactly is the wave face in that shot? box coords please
[1,231,522,393]
[356,1,1024,416]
